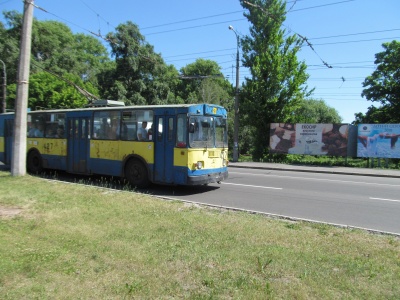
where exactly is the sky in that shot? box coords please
[0,0,399,123]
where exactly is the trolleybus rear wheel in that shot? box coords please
[125,159,150,188]
[27,150,43,174]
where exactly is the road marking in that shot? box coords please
[222,182,282,190]
[370,197,400,203]
[229,171,400,187]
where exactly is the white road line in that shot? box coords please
[370,197,400,203]
[229,171,400,187]
[222,182,282,190]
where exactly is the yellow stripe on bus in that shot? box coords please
[90,140,155,164]
[27,138,68,156]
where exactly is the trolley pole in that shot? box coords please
[11,0,34,176]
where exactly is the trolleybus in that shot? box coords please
[0,102,229,187]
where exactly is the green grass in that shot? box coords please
[1,172,399,299]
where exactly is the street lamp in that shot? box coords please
[229,25,240,162]
[0,59,6,114]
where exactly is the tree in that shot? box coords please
[0,11,23,85]
[30,20,109,83]
[103,21,176,105]
[1,11,109,89]
[239,0,311,160]
[359,40,400,123]
[7,72,98,110]
[291,98,342,123]
[178,59,233,107]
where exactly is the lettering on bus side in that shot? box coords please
[43,142,54,152]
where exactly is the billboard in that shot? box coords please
[270,123,350,156]
[357,124,400,158]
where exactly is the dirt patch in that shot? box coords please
[0,206,22,218]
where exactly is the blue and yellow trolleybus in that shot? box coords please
[0,102,229,187]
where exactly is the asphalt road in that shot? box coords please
[2,162,399,235]
[147,166,400,236]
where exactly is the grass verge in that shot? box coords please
[0,171,399,299]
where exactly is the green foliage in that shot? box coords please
[30,20,109,83]
[1,11,232,113]
[7,72,98,109]
[253,153,400,169]
[0,11,21,84]
[239,0,311,160]
[1,11,108,110]
[178,58,233,106]
[103,21,176,105]
[291,98,342,123]
[358,40,400,123]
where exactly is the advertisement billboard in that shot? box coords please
[357,124,400,158]
[270,123,350,156]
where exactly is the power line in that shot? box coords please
[289,0,356,13]
[145,28,400,61]
[164,48,236,59]
[78,0,116,28]
[309,77,365,80]
[85,0,358,37]
[32,0,390,66]
[145,18,246,36]
[0,0,14,6]
[141,10,244,31]
[310,36,400,47]
[166,25,400,58]
[31,61,99,101]
[138,0,311,31]
[310,28,400,40]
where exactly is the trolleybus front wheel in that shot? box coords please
[125,159,150,188]
[27,150,43,174]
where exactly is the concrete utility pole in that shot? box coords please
[229,25,240,162]
[11,0,34,176]
[0,59,6,114]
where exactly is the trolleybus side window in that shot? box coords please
[44,113,65,138]
[93,111,120,140]
[26,112,65,138]
[27,113,46,138]
[121,110,136,141]
[157,118,163,142]
[176,114,187,147]
[93,110,153,141]
[168,117,174,142]
[137,110,153,142]
[215,117,227,147]
[74,119,79,138]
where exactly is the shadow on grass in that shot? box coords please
[28,169,220,198]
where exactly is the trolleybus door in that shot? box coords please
[4,119,13,165]
[154,116,175,184]
[67,117,90,173]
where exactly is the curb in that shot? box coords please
[229,164,400,179]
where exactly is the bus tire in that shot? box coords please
[124,159,150,188]
[27,150,43,174]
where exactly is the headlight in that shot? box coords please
[196,161,203,169]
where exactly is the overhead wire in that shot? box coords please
[26,0,388,99]
[0,0,14,6]
[32,0,374,68]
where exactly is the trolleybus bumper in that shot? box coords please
[187,171,228,185]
